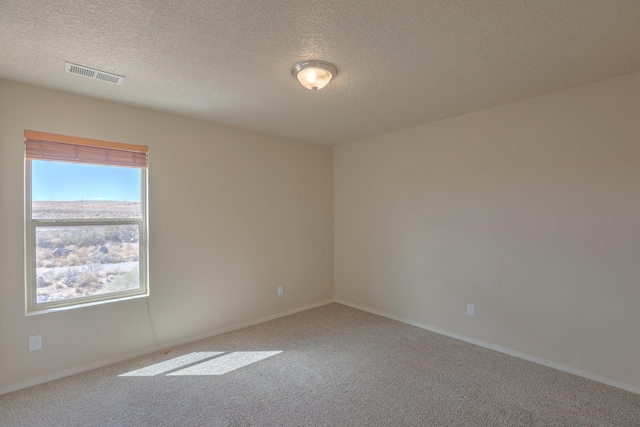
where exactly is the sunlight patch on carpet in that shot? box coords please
[167,351,282,376]
[118,351,282,377]
[119,352,224,376]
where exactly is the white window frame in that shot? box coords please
[24,133,149,315]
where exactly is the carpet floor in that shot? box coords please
[1,303,639,426]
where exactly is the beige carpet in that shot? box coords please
[1,303,639,426]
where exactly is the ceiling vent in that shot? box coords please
[65,62,124,85]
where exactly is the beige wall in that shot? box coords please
[0,80,334,391]
[334,73,640,390]
[2,72,639,394]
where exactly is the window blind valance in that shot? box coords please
[25,130,148,168]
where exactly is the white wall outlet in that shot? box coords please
[467,304,475,316]
[29,335,42,351]
[277,286,284,296]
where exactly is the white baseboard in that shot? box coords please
[0,346,160,395]
[156,299,334,350]
[334,298,640,396]
[0,299,334,395]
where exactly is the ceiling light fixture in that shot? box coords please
[292,60,337,91]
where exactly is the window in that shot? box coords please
[24,131,149,314]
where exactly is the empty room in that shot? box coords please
[1,1,639,425]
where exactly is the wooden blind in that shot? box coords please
[25,130,148,168]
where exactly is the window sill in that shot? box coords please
[26,292,149,316]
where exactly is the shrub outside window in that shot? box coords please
[24,131,149,314]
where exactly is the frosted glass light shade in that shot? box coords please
[292,60,337,91]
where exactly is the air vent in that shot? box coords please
[65,62,124,85]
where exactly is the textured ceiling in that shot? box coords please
[0,0,639,145]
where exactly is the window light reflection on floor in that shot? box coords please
[119,351,282,377]
[168,351,282,376]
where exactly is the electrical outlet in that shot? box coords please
[277,286,284,296]
[467,304,475,316]
[29,335,42,351]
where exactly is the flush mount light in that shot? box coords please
[291,60,337,91]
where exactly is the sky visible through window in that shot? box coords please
[32,160,140,202]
